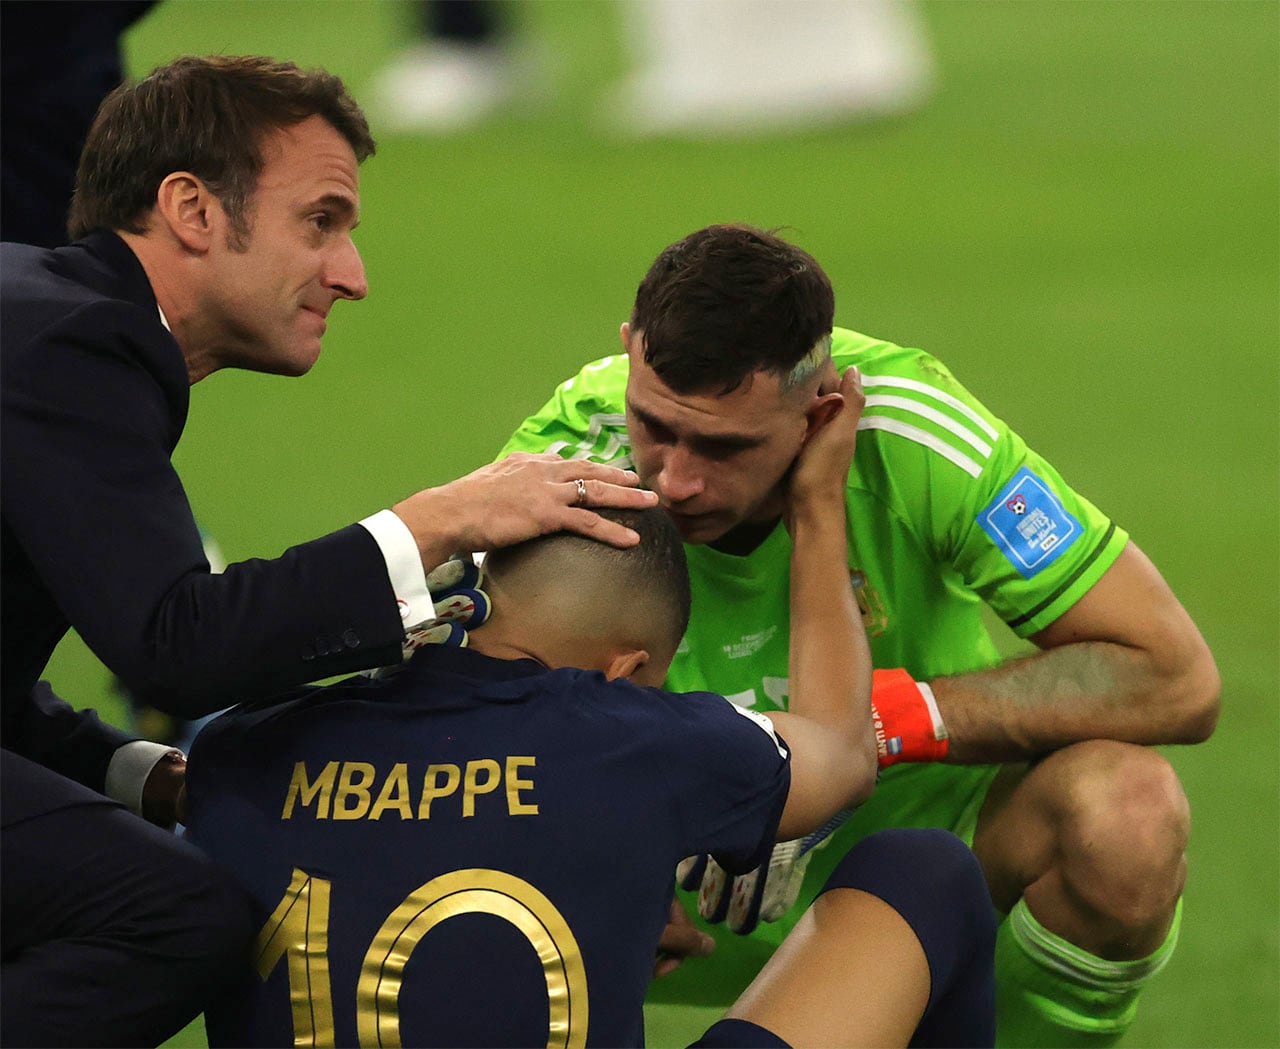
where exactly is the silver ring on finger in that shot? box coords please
[573,478,588,507]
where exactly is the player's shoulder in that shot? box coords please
[833,326,1006,484]
[500,353,632,464]
[2,241,97,333]
[555,353,630,411]
[2,247,175,374]
[583,675,787,757]
[833,327,976,400]
[191,680,352,753]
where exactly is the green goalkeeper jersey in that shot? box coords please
[498,326,1130,1004]
[501,327,1127,692]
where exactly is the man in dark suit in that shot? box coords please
[0,54,654,1045]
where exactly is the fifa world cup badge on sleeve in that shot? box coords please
[979,466,1082,578]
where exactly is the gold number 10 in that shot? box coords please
[255,867,589,1049]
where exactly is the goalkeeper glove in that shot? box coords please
[676,811,850,936]
[871,668,948,767]
[401,557,492,657]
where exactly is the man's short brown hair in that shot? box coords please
[68,54,376,241]
[630,224,835,396]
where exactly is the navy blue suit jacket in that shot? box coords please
[1,231,405,792]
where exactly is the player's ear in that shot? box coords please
[604,648,651,683]
[154,172,218,252]
[801,389,845,443]
[619,322,632,353]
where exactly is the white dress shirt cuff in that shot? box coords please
[359,509,434,632]
[105,740,182,816]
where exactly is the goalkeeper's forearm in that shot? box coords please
[929,541,1219,761]
[931,639,1208,762]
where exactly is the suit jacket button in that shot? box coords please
[343,629,360,649]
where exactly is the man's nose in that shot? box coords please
[656,447,706,503]
[327,236,368,301]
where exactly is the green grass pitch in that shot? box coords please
[39,1,1278,1045]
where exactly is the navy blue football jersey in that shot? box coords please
[186,645,791,1048]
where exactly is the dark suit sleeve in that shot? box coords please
[3,682,135,795]
[2,299,407,717]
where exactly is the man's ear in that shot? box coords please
[153,172,220,252]
[802,388,846,444]
[619,321,632,353]
[604,648,650,682]
[800,359,844,445]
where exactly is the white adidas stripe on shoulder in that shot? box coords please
[862,374,999,439]
[864,394,993,457]
[858,373,995,477]
[857,417,984,477]
[546,412,633,467]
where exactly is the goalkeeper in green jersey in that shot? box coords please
[497,223,1220,1048]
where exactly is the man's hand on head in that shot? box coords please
[393,453,659,571]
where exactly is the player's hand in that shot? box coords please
[653,898,715,979]
[676,813,850,937]
[786,366,864,527]
[399,557,492,658]
[141,750,187,829]
[393,453,659,570]
[364,558,493,678]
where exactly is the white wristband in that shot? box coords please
[105,741,183,816]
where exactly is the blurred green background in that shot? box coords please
[42,0,1278,1045]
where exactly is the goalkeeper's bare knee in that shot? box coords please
[1028,740,1189,958]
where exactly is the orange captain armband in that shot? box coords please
[869,668,950,767]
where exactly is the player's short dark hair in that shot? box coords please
[630,224,836,395]
[486,506,692,651]
[68,54,376,242]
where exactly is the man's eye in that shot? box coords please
[642,418,675,444]
[310,213,332,231]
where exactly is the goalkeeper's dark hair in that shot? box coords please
[485,506,691,653]
[68,54,375,244]
[630,224,835,396]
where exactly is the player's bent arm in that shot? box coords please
[933,541,1220,763]
[768,711,875,841]
[773,498,877,839]
[776,501,877,837]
